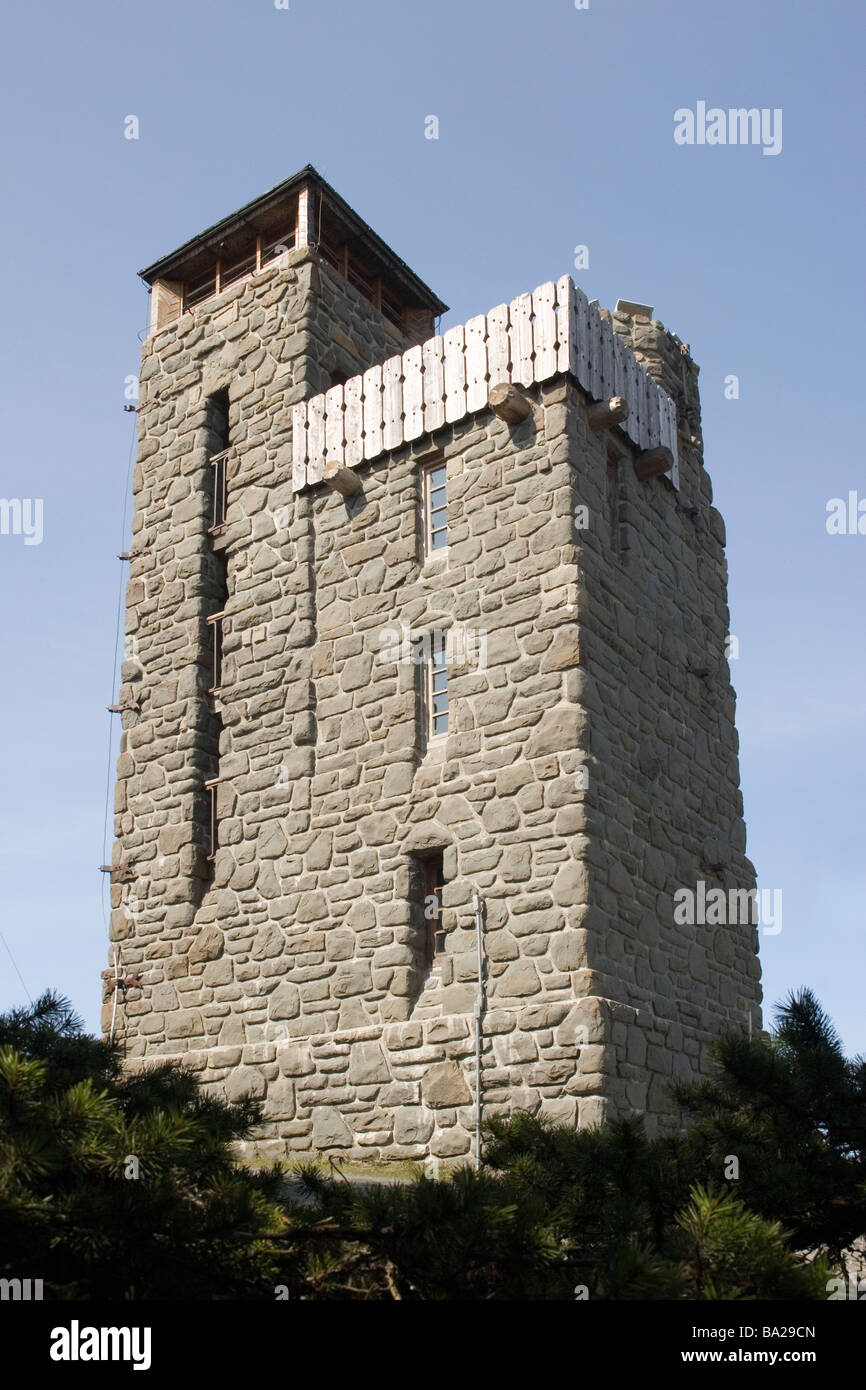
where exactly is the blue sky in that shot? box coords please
[1,0,863,1052]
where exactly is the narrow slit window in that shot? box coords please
[206,389,229,456]
[424,630,448,740]
[210,449,229,531]
[204,779,219,862]
[424,854,446,966]
[207,612,225,693]
[423,463,447,556]
[206,390,229,533]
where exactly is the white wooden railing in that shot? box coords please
[290,275,679,492]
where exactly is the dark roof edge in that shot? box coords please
[137,164,448,315]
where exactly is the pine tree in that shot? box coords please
[0,992,286,1299]
[674,988,866,1258]
[0,987,855,1300]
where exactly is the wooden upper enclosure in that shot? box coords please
[139,165,447,340]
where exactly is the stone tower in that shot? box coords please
[106,166,762,1162]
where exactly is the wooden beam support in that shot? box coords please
[99,861,135,881]
[488,382,532,424]
[587,396,628,433]
[634,446,673,481]
[323,460,362,497]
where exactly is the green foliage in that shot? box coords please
[673,988,866,1258]
[672,1185,828,1300]
[0,992,117,1092]
[475,1112,825,1300]
[0,987,856,1300]
[276,1162,560,1299]
[0,992,286,1299]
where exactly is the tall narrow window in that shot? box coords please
[209,449,229,531]
[424,854,446,966]
[205,388,229,453]
[422,463,447,556]
[194,394,230,892]
[207,611,225,693]
[423,630,449,740]
[204,779,219,863]
[206,390,230,533]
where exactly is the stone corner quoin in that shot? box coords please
[106,168,761,1164]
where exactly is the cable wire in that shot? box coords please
[1,931,33,1004]
[100,411,138,937]
[100,288,148,941]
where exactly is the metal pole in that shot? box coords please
[473,891,484,1169]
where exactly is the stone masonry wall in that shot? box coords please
[107,256,760,1161]
[564,310,762,1128]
